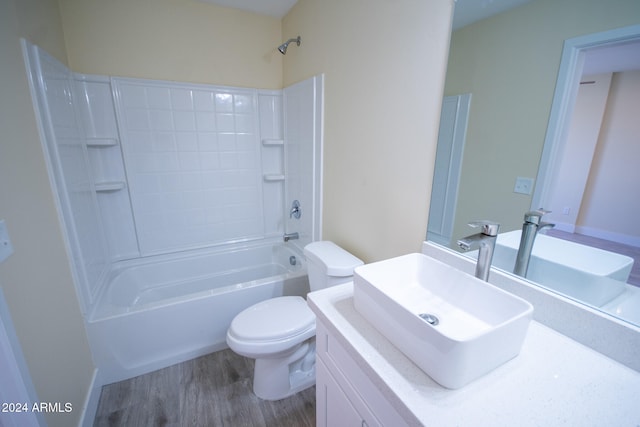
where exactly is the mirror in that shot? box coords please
[428,0,640,327]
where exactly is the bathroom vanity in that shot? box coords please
[308,282,640,426]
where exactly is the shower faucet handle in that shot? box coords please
[290,200,301,219]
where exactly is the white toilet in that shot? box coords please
[226,241,363,400]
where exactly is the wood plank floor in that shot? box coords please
[93,349,316,427]
[546,229,640,287]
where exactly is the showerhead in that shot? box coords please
[278,36,301,55]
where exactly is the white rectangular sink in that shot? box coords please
[353,253,533,389]
[487,230,631,307]
[497,230,633,281]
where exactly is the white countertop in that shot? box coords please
[308,283,640,426]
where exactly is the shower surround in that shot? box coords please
[23,40,323,383]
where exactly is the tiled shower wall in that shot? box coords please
[25,41,299,314]
[114,79,284,255]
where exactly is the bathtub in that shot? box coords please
[87,240,309,385]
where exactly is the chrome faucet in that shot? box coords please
[513,209,555,277]
[283,232,299,242]
[457,221,500,282]
[289,200,301,219]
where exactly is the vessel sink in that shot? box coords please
[485,230,631,307]
[353,253,533,389]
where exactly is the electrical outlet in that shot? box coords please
[562,207,571,215]
[0,220,14,263]
[513,177,534,195]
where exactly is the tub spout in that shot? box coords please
[283,232,299,242]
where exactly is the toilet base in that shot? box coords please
[253,340,316,400]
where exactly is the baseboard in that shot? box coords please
[77,368,103,427]
[551,222,576,233]
[574,225,640,248]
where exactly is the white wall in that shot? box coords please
[546,70,640,246]
[577,71,640,245]
[546,73,612,231]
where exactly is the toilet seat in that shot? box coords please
[227,296,316,357]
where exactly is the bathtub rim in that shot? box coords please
[88,238,307,322]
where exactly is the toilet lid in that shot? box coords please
[230,296,315,341]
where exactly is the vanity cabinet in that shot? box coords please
[315,321,407,427]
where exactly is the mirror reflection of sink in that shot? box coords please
[478,230,633,307]
[353,253,533,389]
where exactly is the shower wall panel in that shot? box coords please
[284,76,324,246]
[76,75,139,261]
[258,91,285,237]
[114,79,269,255]
[23,43,110,312]
[25,36,321,316]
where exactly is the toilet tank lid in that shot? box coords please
[303,241,364,277]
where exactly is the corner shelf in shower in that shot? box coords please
[261,139,284,146]
[86,138,119,147]
[263,174,285,182]
[94,181,126,192]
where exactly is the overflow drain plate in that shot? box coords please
[418,313,439,326]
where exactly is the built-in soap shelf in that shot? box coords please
[86,138,119,147]
[263,174,285,182]
[261,139,284,182]
[94,181,126,192]
[262,139,284,146]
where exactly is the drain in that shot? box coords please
[418,313,439,326]
[289,255,297,266]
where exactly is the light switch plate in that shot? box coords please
[0,220,14,263]
[514,177,534,195]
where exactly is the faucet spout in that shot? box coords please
[456,221,500,282]
[513,209,555,277]
[283,232,299,242]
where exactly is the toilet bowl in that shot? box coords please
[226,241,363,400]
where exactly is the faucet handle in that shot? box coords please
[524,208,551,224]
[467,220,500,237]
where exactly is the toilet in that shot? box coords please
[226,241,363,400]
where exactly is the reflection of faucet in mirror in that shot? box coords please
[457,221,500,282]
[514,209,555,278]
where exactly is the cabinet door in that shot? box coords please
[317,358,380,427]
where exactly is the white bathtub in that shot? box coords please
[87,240,309,384]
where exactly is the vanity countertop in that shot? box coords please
[308,283,640,426]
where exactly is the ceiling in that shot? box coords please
[197,0,534,26]
[451,0,533,30]
[197,0,297,18]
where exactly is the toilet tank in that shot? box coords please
[303,241,364,292]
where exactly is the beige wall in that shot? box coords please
[58,0,284,89]
[283,0,454,262]
[0,0,95,426]
[0,1,454,424]
[444,0,640,246]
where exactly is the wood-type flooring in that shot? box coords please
[93,349,316,427]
